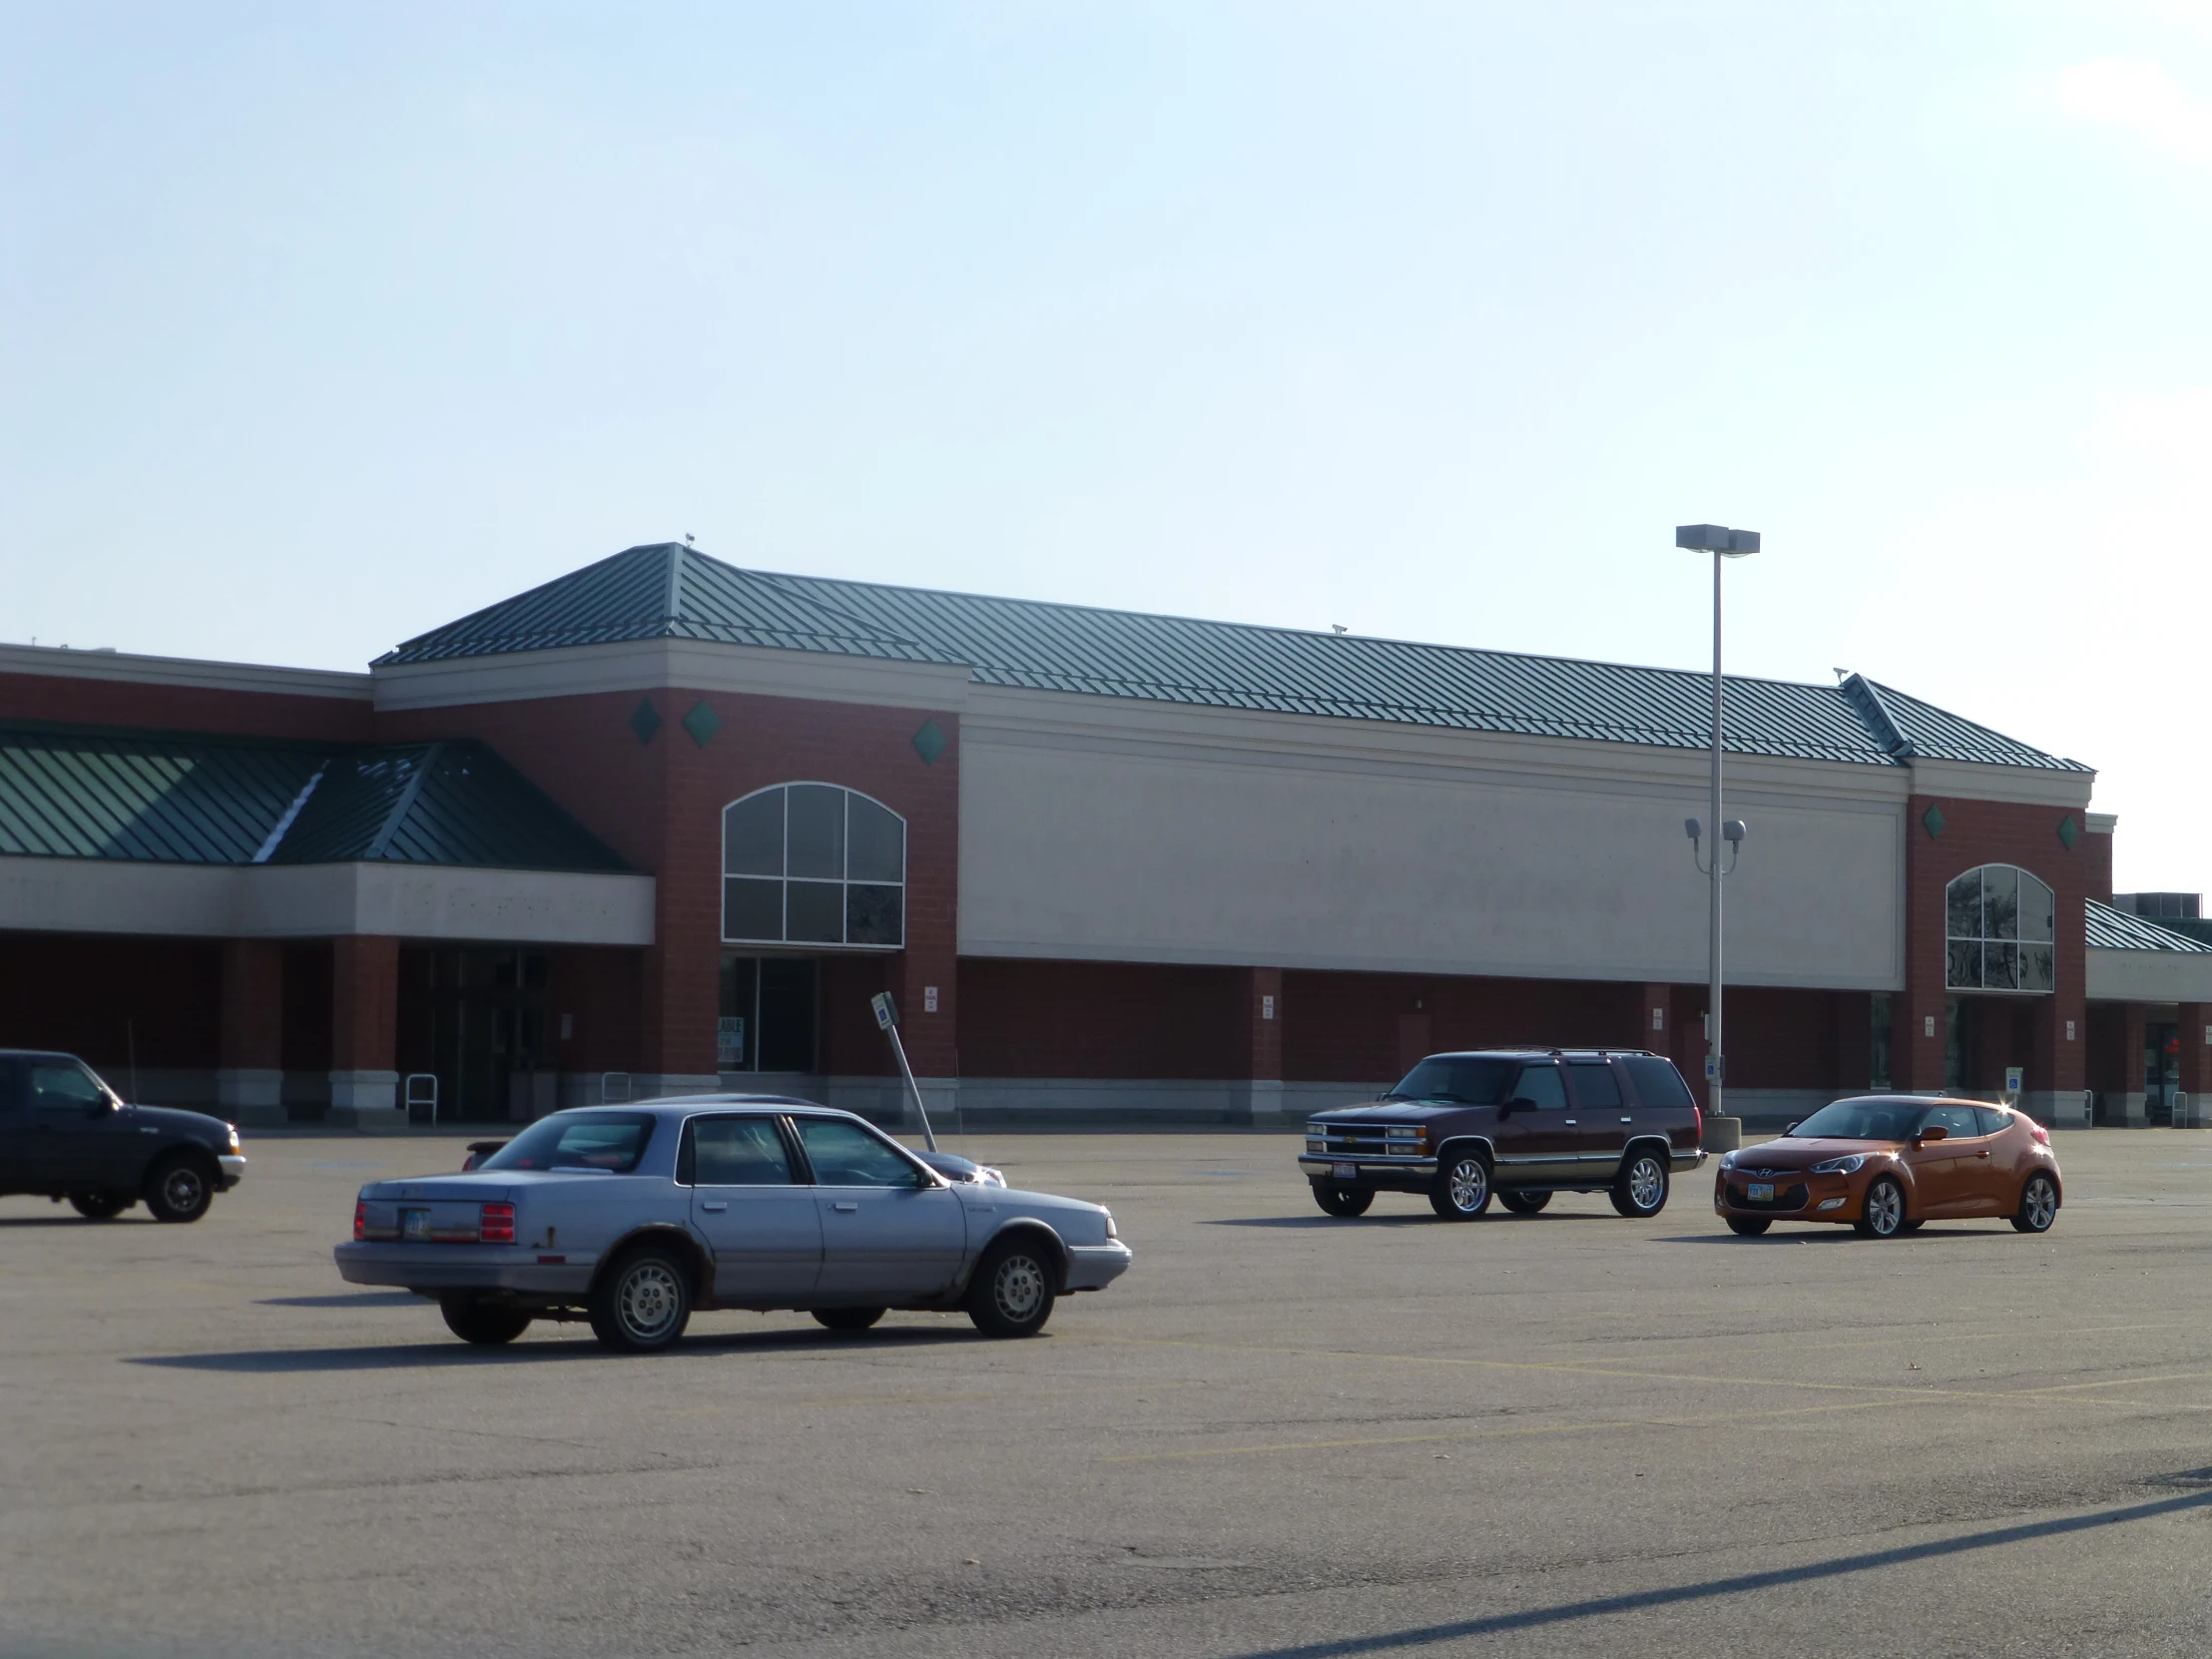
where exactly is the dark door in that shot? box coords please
[1563,1058,1630,1176]
[685,1115,823,1304]
[2146,1023,2180,1125]
[25,1059,139,1188]
[1499,1061,1575,1184]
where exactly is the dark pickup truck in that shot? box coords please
[1299,1048,1706,1221]
[0,1050,247,1222]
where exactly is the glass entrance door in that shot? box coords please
[2146,1022,2180,1125]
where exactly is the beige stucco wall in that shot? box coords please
[957,691,1906,988]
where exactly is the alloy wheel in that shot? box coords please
[991,1252,1046,1324]
[617,1261,684,1343]
[2019,1174,2058,1233]
[1448,1158,1487,1212]
[1627,1157,1665,1211]
[1860,1179,1905,1238]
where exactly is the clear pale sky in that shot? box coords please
[5,2,2208,888]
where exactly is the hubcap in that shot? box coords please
[164,1168,204,1212]
[1867,1184,1902,1235]
[2025,1179,2056,1229]
[1448,1158,1487,1211]
[992,1254,1045,1323]
[618,1262,682,1340]
[1628,1158,1665,1210]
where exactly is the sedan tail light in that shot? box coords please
[479,1203,515,1245]
[353,1200,366,1241]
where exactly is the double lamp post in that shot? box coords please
[1675,522,1759,1153]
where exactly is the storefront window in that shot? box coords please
[722,785,905,949]
[1944,864,2054,992]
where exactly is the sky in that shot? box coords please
[4,1,2211,887]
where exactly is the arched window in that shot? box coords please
[1945,863,2054,992]
[722,784,905,948]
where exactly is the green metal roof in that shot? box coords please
[378,542,2090,773]
[2084,898,2212,953]
[0,725,627,871]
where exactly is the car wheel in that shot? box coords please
[1429,1151,1492,1220]
[68,1191,134,1221]
[589,1246,694,1354]
[439,1296,533,1346]
[1312,1183,1374,1218]
[1900,1220,1926,1234]
[2012,1171,2059,1234]
[967,1236,1057,1338]
[1855,1177,1907,1239]
[1498,1190,1552,1215]
[813,1307,886,1332]
[1610,1150,1670,1219]
[1725,1216,1771,1237]
[143,1153,214,1224]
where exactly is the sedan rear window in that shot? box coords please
[478,1113,656,1173]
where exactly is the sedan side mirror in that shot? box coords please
[1915,1125,1948,1144]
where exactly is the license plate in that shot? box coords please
[1748,1183,1774,1202]
[401,1208,430,1240]
[1332,1162,1358,1181]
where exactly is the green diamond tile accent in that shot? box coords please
[1922,804,1945,839]
[682,700,722,748]
[2057,815,2079,850]
[630,699,662,746]
[911,719,946,766]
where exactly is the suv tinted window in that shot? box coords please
[1513,1064,1567,1109]
[1565,1061,1622,1108]
[1623,1057,1694,1111]
[1387,1056,1516,1104]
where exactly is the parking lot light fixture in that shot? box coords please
[1675,524,1760,1149]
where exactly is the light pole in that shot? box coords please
[1676,522,1759,1150]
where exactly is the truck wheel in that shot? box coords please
[589,1246,694,1353]
[143,1153,215,1223]
[1498,1190,1552,1215]
[1610,1150,1670,1219]
[68,1191,134,1220]
[1312,1183,1374,1218]
[439,1296,533,1346]
[967,1236,1057,1338]
[1429,1151,1492,1220]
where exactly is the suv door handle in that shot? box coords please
[701,1201,728,1212]
[1620,1116,1633,1123]
[1563,1119,1577,1125]
[832,1201,859,1212]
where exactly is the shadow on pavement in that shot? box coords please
[1217,1486,2212,1657]
[258,1292,424,1308]
[127,1324,985,1373]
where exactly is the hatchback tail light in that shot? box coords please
[353,1200,366,1241]
[2029,1121,2051,1146]
[479,1203,515,1245]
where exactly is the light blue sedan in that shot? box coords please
[333,1098,1132,1352]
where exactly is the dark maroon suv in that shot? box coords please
[1298,1049,1707,1221]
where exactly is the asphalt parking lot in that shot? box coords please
[8,1129,2212,1659]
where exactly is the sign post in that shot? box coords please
[2004,1065,2023,1107]
[870,991,937,1151]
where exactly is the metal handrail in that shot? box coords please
[403,1072,439,1128]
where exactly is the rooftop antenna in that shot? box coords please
[684,532,695,546]
[1331,624,1348,634]
[1832,667,1849,681]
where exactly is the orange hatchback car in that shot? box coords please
[1713,1095,2061,1239]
